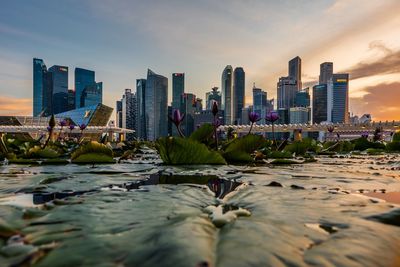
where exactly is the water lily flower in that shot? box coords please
[213,119,221,128]
[59,119,67,127]
[79,124,87,131]
[361,132,369,138]
[69,125,75,131]
[248,112,261,123]
[247,112,261,135]
[327,126,334,133]
[168,109,185,137]
[47,126,52,132]
[266,111,279,123]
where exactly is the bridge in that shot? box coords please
[219,121,400,141]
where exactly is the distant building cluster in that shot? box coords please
[33,58,103,117]
[32,55,352,141]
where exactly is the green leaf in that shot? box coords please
[156,137,226,165]
[71,141,114,163]
[27,146,60,159]
[189,123,214,144]
[222,134,265,163]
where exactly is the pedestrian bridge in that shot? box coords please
[219,121,400,134]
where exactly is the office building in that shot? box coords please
[295,88,310,107]
[288,56,302,90]
[312,84,328,123]
[145,69,168,141]
[136,79,147,140]
[48,65,68,114]
[75,68,95,108]
[233,67,245,125]
[67,89,75,111]
[33,58,47,117]
[331,73,349,123]
[221,65,233,125]
[252,84,268,124]
[116,100,123,128]
[81,82,102,107]
[42,71,53,116]
[172,73,184,111]
[277,76,297,109]
[289,107,310,124]
[180,93,197,136]
[319,62,333,84]
[206,87,221,110]
[119,89,136,140]
[241,107,250,125]
[194,110,224,128]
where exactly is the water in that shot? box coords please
[0,154,400,267]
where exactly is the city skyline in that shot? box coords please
[1,0,400,121]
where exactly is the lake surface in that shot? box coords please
[1,154,400,267]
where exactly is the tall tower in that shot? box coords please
[331,73,349,123]
[121,89,137,140]
[145,69,168,141]
[33,58,47,116]
[48,65,68,114]
[136,78,147,140]
[233,67,245,125]
[319,62,333,84]
[221,65,233,125]
[172,73,184,111]
[75,68,95,108]
[288,56,302,90]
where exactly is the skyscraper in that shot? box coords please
[67,89,75,111]
[145,69,168,141]
[221,65,233,125]
[81,82,102,107]
[233,67,245,125]
[288,56,302,90]
[120,89,136,140]
[331,73,349,123]
[319,62,333,84]
[180,93,197,136]
[136,79,147,140]
[172,73,184,111]
[253,84,268,124]
[42,71,53,116]
[33,58,47,116]
[312,84,328,123]
[116,100,123,128]
[48,65,68,114]
[206,87,221,110]
[75,68,95,108]
[277,76,297,109]
[295,88,310,107]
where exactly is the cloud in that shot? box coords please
[350,82,400,121]
[344,43,400,80]
[0,96,31,116]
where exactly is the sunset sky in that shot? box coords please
[1,0,400,121]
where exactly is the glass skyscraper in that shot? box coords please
[75,68,95,108]
[312,84,328,124]
[288,56,302,90]
[319,62,333,84]
[48,65,69,114]
[331,74,349,123]
[172,73,184,111]
[33,58,47,116]
[252,84,268,124]
[277,76,297,109]
[145,69,168,141]
[120,88,136,140]
[205,87,221,110]
[295,88,310,107]
[81,82,102,107]
[221,65,233,125]
[136,78,147,140]
[233,67,245,125]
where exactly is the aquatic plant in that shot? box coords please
[283,138,318,156]
[169,109,185,137]
[373,126,383,142]
[266,111,279,144]
[248,112,261,135]
[361,132,369,139]
[222,134,265,163]
[189,123,214,145]
[27,145,60,159]
[71,141,114,163]
[78,123,87,142]
[353,137,386,151]
[57,119,67,141]
[42,114,56,149]
[212,102,220,148]
[156,137,226,165]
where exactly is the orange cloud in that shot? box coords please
[350,82,400,121]
[0,96,31,116]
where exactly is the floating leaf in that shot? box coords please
[222,134,265,163]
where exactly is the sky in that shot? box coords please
[1,0,400,121]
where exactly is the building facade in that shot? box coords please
[75,68,95,109]
[295,88,310,107]
[233,67,245,125]
[277,76,297,109]
[312,84,328,124]
[48,65,69,114]
[81,82,102,107]
[172,73,184,111]
[288,56,302,90]
[289,107,310,124]
[145,69,168,141]
[136,79,147,140]
[221,65,233,125]
[319,62,333,84]
[206,87,221,110]
[331,73,349,123]
[33,58,47,117]
[120,89,136,140]
[253,84,268,124]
